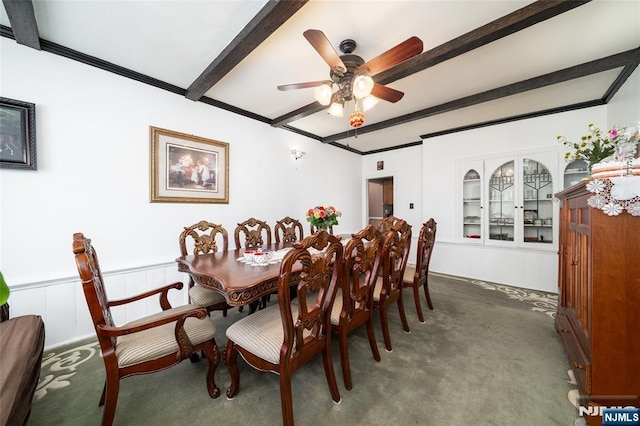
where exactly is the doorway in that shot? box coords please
[367,177,394,228]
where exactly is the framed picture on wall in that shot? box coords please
[150,126,229,203]
[0,97,36,170]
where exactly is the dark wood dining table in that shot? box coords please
[176,244,295,306]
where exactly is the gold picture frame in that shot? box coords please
[150,126,229,203]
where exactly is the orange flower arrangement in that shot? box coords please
[305,205,341,229]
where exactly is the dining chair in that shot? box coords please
[376,215,402,233]
[372,220,412,352]
[235,218,273,312]
[72,233,220,426]
[234,217,272,249]
[225,230,344,426]
[274,216,304,244]
[403,218,437,323]
[179,221,232,318]
[330,225,382,390]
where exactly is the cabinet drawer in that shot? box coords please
[556,312,591,394]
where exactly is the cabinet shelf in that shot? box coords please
[462,156,555,246]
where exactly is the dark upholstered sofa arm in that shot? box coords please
[0,313,45,426]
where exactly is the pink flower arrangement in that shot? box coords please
[558,122,639,166]
[306,205,341,230]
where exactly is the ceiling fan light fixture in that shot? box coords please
[352,75,374,98]
[313,83,333,106]
[328,95,344,117]
[362,95,379,112]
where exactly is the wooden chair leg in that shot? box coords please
[321,339,341,404]
[99,381,106,406]
[102,372,119,426]
[365,316,381,362]
[225,340,240,399]
[397,292,411,333]
[412,283,425,323]
[337,328,352,390]
[379,305,392,352]
[202,340,220,398]
[424,276,434,311]
[279,371,295,426]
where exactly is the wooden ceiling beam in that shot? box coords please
[319,47,640,143]
[271,0,591,128]
[2,0,40,49]
[185,0,309,101]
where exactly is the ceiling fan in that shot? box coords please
[278,29,423,128]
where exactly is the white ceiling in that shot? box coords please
[2,0,639,154]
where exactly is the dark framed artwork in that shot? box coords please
[0,97,36,170]
[150,126,229,203]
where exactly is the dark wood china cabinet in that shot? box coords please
[555,182,640,425]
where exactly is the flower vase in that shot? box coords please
[582,165,592,181]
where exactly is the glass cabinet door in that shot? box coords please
[563,159,588,188]
[462,169,482,240]
[522,158,553,244]
[488,161,515,241]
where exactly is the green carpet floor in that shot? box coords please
[29,272,577,425]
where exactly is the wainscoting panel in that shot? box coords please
[7,262,190,349]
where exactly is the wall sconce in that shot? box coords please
[291,149,305,160]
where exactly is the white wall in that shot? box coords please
[607,68,640,128]
[607,66,640,128]
[361,145,423,261]
[0,39,362,348]
[2,37,638,349]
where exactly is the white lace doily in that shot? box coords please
[585,177,640,216]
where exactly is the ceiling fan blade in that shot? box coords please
[278,81,332,91]
[361,36,423,76]
[303,29,346,72]
[371,84,404,103]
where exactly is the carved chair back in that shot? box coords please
[73,233,116,352]
[415,218,437,287]
[179,220,229,256]
[274,216,304,244]
[377,215,402,234]
[234,218,272,249]
[380,220,412,299]
[278,230,344,360]
[341,225,383,324]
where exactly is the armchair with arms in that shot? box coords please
[73,233,220,426]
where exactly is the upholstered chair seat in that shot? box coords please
[188,285,227,308]
[116,305,216,368]
[226,303,311,365]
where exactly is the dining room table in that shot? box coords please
[176,235,354,306]
[176,244,295,306]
